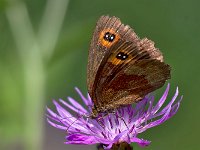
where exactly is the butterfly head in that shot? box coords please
[90,107,99,119]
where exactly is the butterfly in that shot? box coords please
[87,16,171,118]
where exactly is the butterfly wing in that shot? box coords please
[94,39,170,110]
[87,16,139,106]
[87,15,170,111]
[113,59,170,107]
[100,59,170,108]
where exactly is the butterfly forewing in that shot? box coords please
[87,16,139,102]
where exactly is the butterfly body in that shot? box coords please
[87,16,171,118]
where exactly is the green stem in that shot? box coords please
[5,2,45,149]
[5,0,68,149]
[23,49,45,150]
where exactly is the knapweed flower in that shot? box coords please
[47,83,182,150]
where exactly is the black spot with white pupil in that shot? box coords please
[116,52,128,60]
[103,32,115,42]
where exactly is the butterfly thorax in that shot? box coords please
[90,107,99,119]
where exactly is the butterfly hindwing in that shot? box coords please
[102,59,170,108]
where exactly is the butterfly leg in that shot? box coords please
[115,109,129,130]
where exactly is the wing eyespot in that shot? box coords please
[99,29,120,48]
[116,52,128,60]
[103,32,116,42]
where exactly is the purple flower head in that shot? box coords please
[47,83,182,149]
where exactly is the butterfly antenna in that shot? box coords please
[65,115,80,133]
[96,115,106,129]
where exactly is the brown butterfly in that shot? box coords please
[87,15,171,118]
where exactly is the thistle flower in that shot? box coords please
[47,84,182,150]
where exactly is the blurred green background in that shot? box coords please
[0,0,199,150]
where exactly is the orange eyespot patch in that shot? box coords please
[99,29,120,48]
[108,50,133,65]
